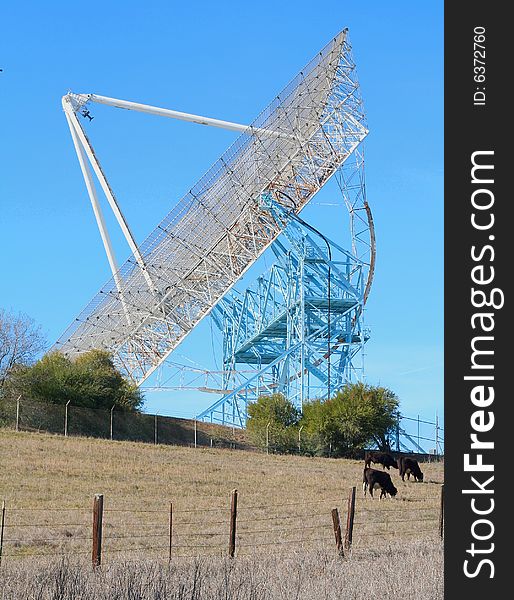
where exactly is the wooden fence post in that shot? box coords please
[168,502,173,562]
[439,484,444,539]
[0,500,6,569]
[229,489,238,558]
[92,494,104,569]
[344,486,356,551]
[331,508,344,557]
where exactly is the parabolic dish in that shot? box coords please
[55,29,368,383]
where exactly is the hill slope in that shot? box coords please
[0,429,442,511]
[1,429,443,552]
[0,430,444,599]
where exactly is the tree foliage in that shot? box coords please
[301,383,399,456]
[246,384,399,457]
[4,349,143,411]
[246,393,301,453]
[0,309,46,389]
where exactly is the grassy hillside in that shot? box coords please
[0,429,443,505]
[0,429,444,599]
[1,430,442,547]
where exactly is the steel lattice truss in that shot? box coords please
[197,196,370,427]
[55,29,368,387]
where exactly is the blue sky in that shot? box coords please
[0,1,443,427]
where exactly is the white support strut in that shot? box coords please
[64,112,120,279]
[63,111,132,324]
[62,96,156,295]
[61,90,291,303]
[68,93,294,139]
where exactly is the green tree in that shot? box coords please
[301,383,399,457]
[4,349,143,411]
[298,398,331,456]
[246,393,300,453]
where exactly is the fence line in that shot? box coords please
[0,397,255,453]
[237,498,343,510]
[1,396,444,456]
[0,485,444,565]
[7,507,88,512]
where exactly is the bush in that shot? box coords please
[300,383,399,457]
[3,349,143,411]
[246,385,399,457]
[246,394,300,453]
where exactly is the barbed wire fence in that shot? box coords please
[0,486,444,568]
[0,396,253,451]
[0,396,444,457]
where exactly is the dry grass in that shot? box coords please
[0,429,443,597]
[0,429,443,504]
[0,540,443,600]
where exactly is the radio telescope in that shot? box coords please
[55,29,374,426]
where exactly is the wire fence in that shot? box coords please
[398,414,444,455]
[0,485,444,567]
[0,396,255,452]
[0,396,444,457]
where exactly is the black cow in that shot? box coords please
[398,456,424,482]
[362,467,398,499]
[364,451,398,470]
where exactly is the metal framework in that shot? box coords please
[54,29,372,399]
[197,177,371,427]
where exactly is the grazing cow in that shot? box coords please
[398,456,424,482]
[364,451,398,470]
[362,467,398,499]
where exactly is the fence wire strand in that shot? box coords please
[0,485,443,562]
